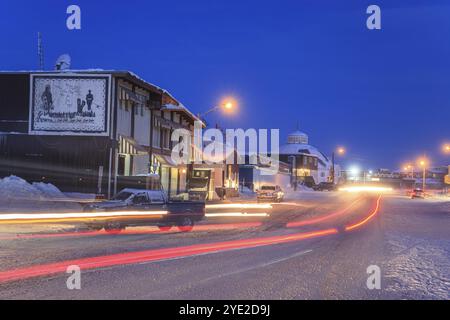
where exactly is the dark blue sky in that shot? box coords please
[0,0,449,170]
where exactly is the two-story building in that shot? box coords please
[0,70,201,198]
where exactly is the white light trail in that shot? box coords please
[339,186,392,193]
[205,212,269,217]
[0,210,168,221]
[206,203,272,209]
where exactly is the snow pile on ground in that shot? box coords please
[0,175,65,201]
[32,182,66,199]
[384,235,450,299]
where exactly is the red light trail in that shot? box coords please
[0,222,263,241]
[0,196,384,284]
[344,195,382,231]
[286,197,363,228]
[0,228,337,284]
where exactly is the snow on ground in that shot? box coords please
[0,176,45,201]
[284,188,338,202]
[0,175,68,201]
[0,175,82,213]
[32,182,66,199]
[381,196,450,299]
[384,235,450,299]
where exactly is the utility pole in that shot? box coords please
[37,32,44,70]
[289,155,297,190]
[331,152,335,184]
[422,164,426,192]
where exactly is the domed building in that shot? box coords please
[278,129,341,186]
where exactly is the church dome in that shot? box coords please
[287,130,309,144]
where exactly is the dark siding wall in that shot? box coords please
[0,74,29,132]
[0,73,114,193]
[0,135,111,193]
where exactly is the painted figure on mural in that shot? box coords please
[41,85,53,112]
[86,90,94,110]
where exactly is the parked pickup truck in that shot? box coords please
[83,188,205,232]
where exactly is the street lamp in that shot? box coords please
[198,98,237,119]
[443,144,450,154]
[403,164,414,179]
[196,97,238,197]
[418,158,427,192]
[331,146,346,184]
[337,147,346,155]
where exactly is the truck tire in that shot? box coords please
[177,217,194,232]
[86,224,103,231]
[158,225,172,232]
[104,221,124,234]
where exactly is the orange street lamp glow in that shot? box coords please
[417,157,428,192]
[403,164,412,170]
[443,144,450,153]
[198,97,238,119]
[337,147,345,155]
[220,97,237,113]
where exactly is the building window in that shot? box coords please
[118,155,126,176]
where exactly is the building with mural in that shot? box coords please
[0,70,202,198]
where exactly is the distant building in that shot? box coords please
[239,156,290,192]
[278,130,341,186]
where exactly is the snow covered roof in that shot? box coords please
[288,130,308,137]
[287,130,309,144]
[278,143,330,164]
[161,103,204,126]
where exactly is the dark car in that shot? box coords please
[410,188,425,199]
[84,188,205,232]
[312,182,336,191]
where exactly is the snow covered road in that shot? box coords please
[0,192,448,299]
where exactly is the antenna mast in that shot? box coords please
[37,32,44,70]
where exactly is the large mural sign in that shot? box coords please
[29,74,111,136]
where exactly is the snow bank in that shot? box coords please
[32,182,66,199]
[0,175,65,201]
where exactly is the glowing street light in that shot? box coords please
[224,100,234,111]
[417,157,428,192]
[348,166,360,181]
[331,146,346,184]
[443,144,450,154]
[198,97,238,119]
[403,164,414,179]
[337,147,346,155]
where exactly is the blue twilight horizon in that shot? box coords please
[0,0,449,170]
